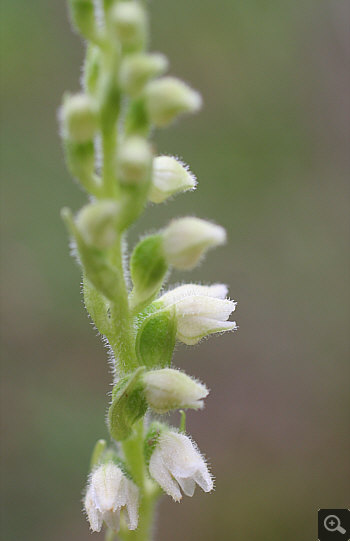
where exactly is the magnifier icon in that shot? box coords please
[324,515,346,534]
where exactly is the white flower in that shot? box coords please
[84,462,139,532]
[143,368,208,412]
[162,217,226,270]
[149,431,213,501]
[149,156,197,204]
[145,77,202,127]
[156,283,237,345]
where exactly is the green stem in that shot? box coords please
[100,44,120,198]
[122,420,145,487]
[120,420,160,541]
[102,123,118,197]
[107,235,139,374]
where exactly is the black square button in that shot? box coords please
[318,509,350,541]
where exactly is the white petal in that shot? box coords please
[203,284,229,299]
[160,433,201,478]
[84,486,103,532]
[193,468,214,493]
[124,478,139,530]
[149,447,182,502]
[177,317,237,345]
[176,296,236,319]
[159,283,229,306]
[91,463,124,512]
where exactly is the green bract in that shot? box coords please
[63,139,101,195]
[130,235,168,309]
[136,309,176,369]
[108,368,147,441]
[90,439,107,469]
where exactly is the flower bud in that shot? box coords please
[118,136,153,184]
[60,93,98,143]
[84,462,139,532]
[120,53,168,96]
[110,1,147,50]
[149,156,196,204]
[62,207,121,301]
[143,368,208,413]
[148,430,213,501]
[162,217,226,270]
[145,77,202,127]
[76,200,119,250]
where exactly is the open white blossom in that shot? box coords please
[156,283,237,345]
[143,368,208,412]
[162,217,226,270]
[84,462,139,532]
[149,431,213,501]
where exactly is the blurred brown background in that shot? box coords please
[1,1,349,540]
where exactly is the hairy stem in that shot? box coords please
[120,420,160,541]
[107,235,139,374]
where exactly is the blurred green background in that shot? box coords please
[1,1,349,540]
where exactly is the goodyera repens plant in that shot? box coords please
[59,2,237,540]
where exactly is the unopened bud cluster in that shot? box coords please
[60,0,237,538]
